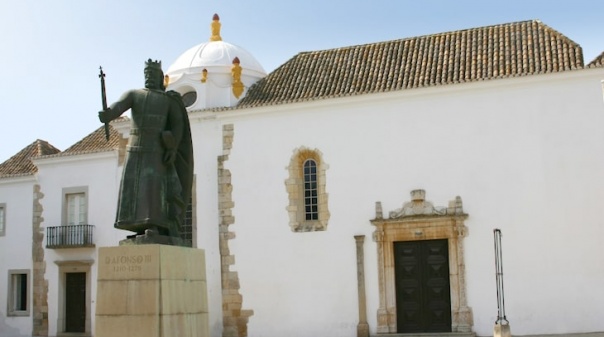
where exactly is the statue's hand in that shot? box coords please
[164,149,177,165]
[98,109,112,123]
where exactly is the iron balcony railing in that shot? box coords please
[46,224,95,248]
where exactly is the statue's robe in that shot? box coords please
[106,88,193,237]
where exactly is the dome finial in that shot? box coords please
[232,57,244,98]
[210,13,222,42]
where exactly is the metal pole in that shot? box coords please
[494,228,508,324]
[493,229,511,337]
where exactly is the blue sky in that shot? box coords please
[1,0,603,162]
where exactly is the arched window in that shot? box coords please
[303,159,318,221]
[286,148,330,232]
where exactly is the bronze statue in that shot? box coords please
[98,59,193,245]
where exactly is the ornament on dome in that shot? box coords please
[231,57,244,98]
[201,68,208,83]
[163,74,170,88]
[210,13,222,42]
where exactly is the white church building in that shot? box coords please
[1,14,604,337]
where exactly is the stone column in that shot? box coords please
[454,220,473,332]
[372,224,390,333]
[354,235,369,337]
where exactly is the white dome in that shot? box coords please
[164,14,267,110]
[166,40,266,77]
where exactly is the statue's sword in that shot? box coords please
[99,66,110,141]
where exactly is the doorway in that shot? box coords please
[394,239,452,333]
[65,272,86,333]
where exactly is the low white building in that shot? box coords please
[0,140,60,337]
[1,16,604,337]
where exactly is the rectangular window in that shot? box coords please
[0,203,5,236]
[180,175,197,248]
[181,197,194,247]
[62,187,88,226]
[8,270,30,316]
[67,193,86,226]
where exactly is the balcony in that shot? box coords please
[46,225,95,249]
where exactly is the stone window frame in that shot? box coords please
[370,190,473,333]
[7,269,30,317]
[55,260,93,337]
[62,187,88,226]
[285,147,329,232]
[0,202,5,236]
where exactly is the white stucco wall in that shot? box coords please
[192,68,604,337]
[189,119,226,336]
[35,151,122,337]
[0,176,36,337]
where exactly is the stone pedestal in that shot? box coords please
[494,322,512,337]
[95,245,209,337]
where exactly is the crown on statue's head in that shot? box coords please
[145,59,162,71]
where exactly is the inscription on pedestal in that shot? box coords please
[105,254,152,273]
[98,246,160,280]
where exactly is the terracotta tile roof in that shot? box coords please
[0,139,61,177]
[239,20,587,108]
[587,51,604,68]
[0,118,125,177]
[60,121,122,156]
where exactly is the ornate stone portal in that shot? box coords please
[371,190,473,333]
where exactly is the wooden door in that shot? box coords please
[65,272,86,333]
[394,239,452,333]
